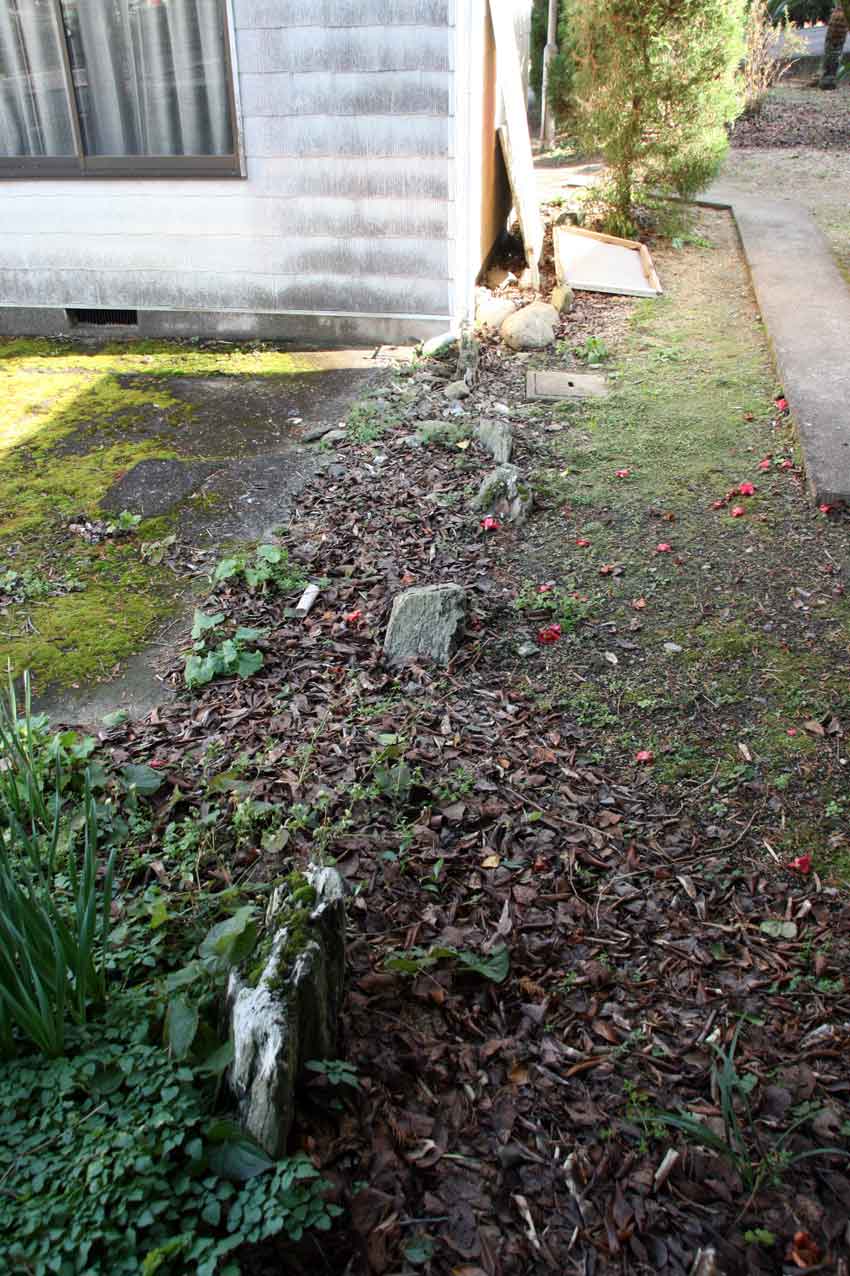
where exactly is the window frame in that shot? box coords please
[0,0,243,180]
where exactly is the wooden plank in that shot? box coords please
[526,369,608,400]
[554,225,662,297]
[489,2,543,285]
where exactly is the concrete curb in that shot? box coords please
[706,186,850,506]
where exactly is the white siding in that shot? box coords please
[0,0,455,324]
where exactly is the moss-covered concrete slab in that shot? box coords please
[0,339,377,696]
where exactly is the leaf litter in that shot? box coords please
[89,235,850,1275]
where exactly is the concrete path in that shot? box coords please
[706,184,850,506]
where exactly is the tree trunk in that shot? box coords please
[820,5,847,89]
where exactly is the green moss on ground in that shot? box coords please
[0,339,316,691]
[516,211,850,887]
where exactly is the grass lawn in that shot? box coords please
[509,208,850,884]
[0,341,313,689]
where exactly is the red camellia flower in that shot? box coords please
[779,458,794,470]
[480,516,500,531]
[655,543,672,553]
[712,499,726,510]
[575,537,591,547]
[738,482,755,496]
[786,853,812,874]
[635,749,654,764]
[344,609,363,623]
[775,396,788,412]
[537,581,555,593]
[150,759,167,769]
[730,506,745,518]
[819,504,834,515]
[787,727,797,737]
[616,468,631,478]
[758,458,772,471]
[537,623,562,644]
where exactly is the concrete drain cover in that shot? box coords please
[527,370,608,400]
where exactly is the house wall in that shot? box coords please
[0,0,457,344]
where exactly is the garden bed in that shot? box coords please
[3,208,850,1274]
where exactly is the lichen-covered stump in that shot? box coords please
[226,866,345,1159]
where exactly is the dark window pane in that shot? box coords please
[0,0,76,156]
[60,0,233,157]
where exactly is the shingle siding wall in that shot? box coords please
[0,0,456,328]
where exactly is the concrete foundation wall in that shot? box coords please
[0,0,458,339]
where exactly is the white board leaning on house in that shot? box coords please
[554,226,662,298]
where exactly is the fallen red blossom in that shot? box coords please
[738,481,756,496]
[819,504,834,515]
[575,537,591,548]
[786,854,812,875]
[635,749,654,764]
[779,458,794,470]
[730,506,745,518]
[711,499,726,510]
[775,396,789,412]
[537,581,556,593]
[344,609,363,623]
[615,468,631,478]
[757,458,772,471]
[655,543,672,553]
[537,623,562,644]
[480,516,500,531]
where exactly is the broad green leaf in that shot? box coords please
[213,558,241,582]
[206,1120,275,1181]
[191,609,224,640]
[199,906,257,965]
[760,920,797,940]
[256,544,282,563]
[457,944,510,983]
[166,995,199,1061]
[195,1039,235,1077]
[236,650,264,679]
[122,764,163,797]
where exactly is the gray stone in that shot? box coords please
[227,866,345,1159]
[550,284,575,314]
[400,433,424,448]
[383,584,467,668]
[475,419,513,464]
[474,464,533,525]
[318,428,347,445]
[476,295,516,332]
[663,642,683,654]
[500,301,560,351]
[301,423,335,442]
[422,330,459,360]
[444,380,471,401]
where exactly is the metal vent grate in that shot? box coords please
[66,308,139,327]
